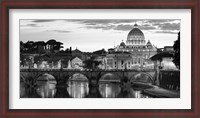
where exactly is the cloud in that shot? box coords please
[155,30,179,34]
[114,24,133,31]
[29,19,180,34]
[85,24,133,31]
[85,25,114,30]
[20,24,40,27]
[69,19,173,32]
[144,19,175,24]
[113,20,137,24]
[65,20,109,25]
[139,24,157,30]
[85,23,157,32]
[143,20,180,31]
[82,20,114,25]
[46,30,71,33]
[159,23,180,30]
[32,20,56,23]
[67,19,136,26]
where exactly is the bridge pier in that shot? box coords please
[89,77,99,87]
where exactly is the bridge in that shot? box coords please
[20,69,157,87]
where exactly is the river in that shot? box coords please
[20,79,153,98]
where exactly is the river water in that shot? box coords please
[20,79,153,98]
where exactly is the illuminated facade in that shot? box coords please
[107,24,157,69]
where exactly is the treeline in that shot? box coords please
[20,39,71,54]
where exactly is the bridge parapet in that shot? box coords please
[20,68,156,72]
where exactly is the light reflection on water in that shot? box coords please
[67,81,89,98]
[20,77,152,98]
[124,88,150,98]
[99,83,121,98]
[20,82,26,98]
[36,81,57,98]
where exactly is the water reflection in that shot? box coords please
[130,89,150,98]
[131,73,153,84]
[20,81,38,98]
[20,75,153,98]
[99,82,121,98]
[20,82,26,98]
[67,81,89,98]
[36,81,57,98]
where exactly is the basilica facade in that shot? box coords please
[106,24,157,69]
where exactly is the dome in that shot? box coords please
[126,24,145,46]
[127,28,144,39]
[146,40,152,46]
[120,41,126,47]
[146,40,154,49]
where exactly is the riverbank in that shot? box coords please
[132,82,180,98]
[143,86,180,98]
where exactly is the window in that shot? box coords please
[121,60,124,65]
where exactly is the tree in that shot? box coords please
[46,39,57,52]
[46,39,64,52]
[20,41,24,53]
[173,32,180,69]
[54,41,63,51]
[33,41,46,53]
[23,41,34,53]
[83,58,101,69]
[93,49,106,55]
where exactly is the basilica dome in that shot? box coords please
[126,24,146,46]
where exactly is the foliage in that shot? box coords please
[173,32,180,69]
[93,49,106,55]
[83,58,101,69]
[150,52,173,62]
[20,39,64,53]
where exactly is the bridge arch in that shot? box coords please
[130,72,154,84]
[68,72,89,81]
[36,73,56,81]
[99,73,121,82]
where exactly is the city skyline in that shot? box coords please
[20,19,180,52]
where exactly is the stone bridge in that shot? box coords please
[20,69,157,86]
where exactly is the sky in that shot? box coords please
[20,19,180,52]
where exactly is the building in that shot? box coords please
[161,46,177,70]
[106,51,132,69]
[161,57,177,70]
[151,45,178,70]
[106,24,157,69]
[71,57,83,69]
